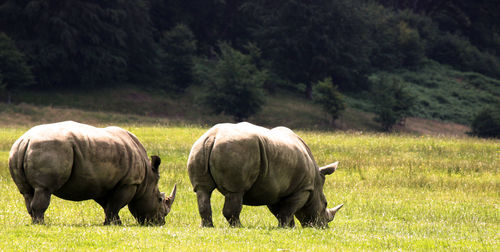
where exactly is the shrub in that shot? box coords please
[194,42,267,121]
[471,108,500,138]
[372,76,415,131]
[313,77,346,123]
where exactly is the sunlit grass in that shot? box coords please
[0,125,498,250]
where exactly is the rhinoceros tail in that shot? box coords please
[187,134,217,192]
[203,135,215,168]
[8,137,34,194]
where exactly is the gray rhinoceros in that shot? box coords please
[187,122,343,228]
[9,121,176,225]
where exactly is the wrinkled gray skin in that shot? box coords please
[9,121,176,225]
[187,122,343,228]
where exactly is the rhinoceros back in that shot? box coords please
[188,122,317,206]
[9,121,149,201]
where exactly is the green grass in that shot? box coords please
[0,125,498,250]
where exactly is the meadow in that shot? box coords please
[0,125,498,251]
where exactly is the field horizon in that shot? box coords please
[0,84,472,138]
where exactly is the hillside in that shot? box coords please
[0,83,470,137]
[346,61,500,125]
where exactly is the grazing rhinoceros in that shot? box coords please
[187,122,343,228]
[9,121,176,225]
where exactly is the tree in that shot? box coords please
[0,33,34,103]
[194,43,267,121]
[159,24,197,92]
[313,77,346,124]
[150,0,252,54]
[470,107,500,138]
[242,0,371,97]
[372,76,415,131]
[0,0,157,88]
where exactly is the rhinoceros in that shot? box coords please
[187,122,343,228]
[9,121,176,225]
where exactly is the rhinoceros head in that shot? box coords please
[129,156,177,225]
[295,161,343,228]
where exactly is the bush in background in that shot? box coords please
[194,42,267,121]
[313,77,346,124]
[471,107,500,138]
[372,76,415,131]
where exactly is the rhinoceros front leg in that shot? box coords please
[223,192,244,227]
[268,204,295,228]
[269,190,310,228]
[30,188,51,224]
[100,185,137,225]
[94,198,119,225]
[196,189,215,227]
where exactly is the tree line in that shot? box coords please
[1,0,499,135]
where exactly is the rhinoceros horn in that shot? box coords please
[166,184,177,208]
[327,204,344,222]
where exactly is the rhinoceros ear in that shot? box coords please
[159,192,166,202]
[151,155,161,173]
[319,161,338,176]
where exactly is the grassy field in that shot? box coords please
[0,125,498,250]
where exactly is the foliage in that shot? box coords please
[349,62,500,125]
[429,32,500,78]
[0,32,34,100]
[367,8,429,70]
[471,107,500,138]
[158,24,197,92]
[243,0,371,96]
[372,76,415,131]
[313,77,346,122]
[378,0,500,56]
[194,43,267,121]
[0,0,157,88]
[375,0,500,78]
[0,0,499,126]
[0,126,498,250]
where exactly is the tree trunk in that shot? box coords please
[305,82,313,100]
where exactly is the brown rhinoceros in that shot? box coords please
[9,121,176,225]
[187,122,343,228]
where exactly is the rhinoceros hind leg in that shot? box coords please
[196,189,215,227]
[30,188,51,224]
[23,193,34,218]
[223,192,244,227]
